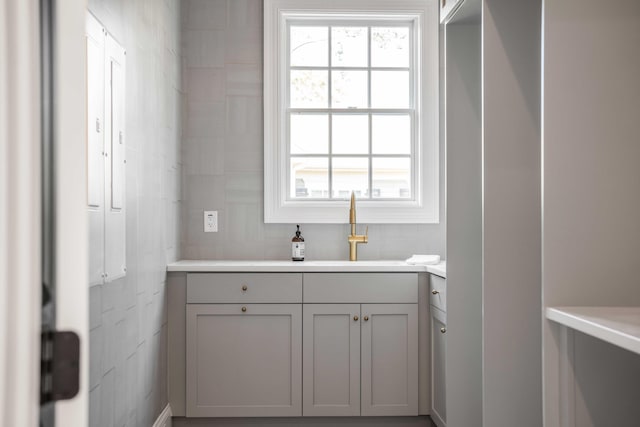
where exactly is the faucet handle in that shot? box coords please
[365,225,368,236]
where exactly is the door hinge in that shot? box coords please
[40,331,80,404]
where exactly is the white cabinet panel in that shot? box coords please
[86,14,105,286]
[303,304,360,416]
[86,15,126,284]
[186,304,302,417]
[86,21,104,209]
[103,33,126,282]
[109,55,125,210]
[361,304,418,416]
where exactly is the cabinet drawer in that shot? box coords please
[304,273,418,303]
[429,274,446,312]
[187,273,302,303]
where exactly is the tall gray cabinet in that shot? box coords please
[442,0,542,426]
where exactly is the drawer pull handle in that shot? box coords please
[242,285,248,291]
[432,290,439,295]
[241,306,247,312]
[364,316,369,321]
[353,315,359,321]
[440,327,446,334]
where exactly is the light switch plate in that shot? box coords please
[204,211,218,232]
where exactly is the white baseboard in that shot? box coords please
[153,404,172,427]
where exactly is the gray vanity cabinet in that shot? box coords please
[180,271,420,419]
[302,273,419,417]
[185,273,303,417]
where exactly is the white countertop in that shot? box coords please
[546,306,640,356]
[167,259,446,275]
[426,261,446,278]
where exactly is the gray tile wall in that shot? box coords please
[181,0,445,261]
[87,0,182,426]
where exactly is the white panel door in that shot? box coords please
[186,304,302,417]
[361,303,418,416]
[303,304,361,416]
[85,13,105,286]
[103,33,126,282]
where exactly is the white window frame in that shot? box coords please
[264,0,439,224]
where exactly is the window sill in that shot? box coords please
[264,199,439,224]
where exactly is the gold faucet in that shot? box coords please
[348,192,368,261]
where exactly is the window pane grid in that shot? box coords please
[288,22,414,201]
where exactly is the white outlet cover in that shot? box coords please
[204,211,218,232]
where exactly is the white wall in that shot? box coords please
[180,0,446,261]
[86,0,183,425]
[543,0,640,425]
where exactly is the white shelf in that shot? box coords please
[546,306,640,356]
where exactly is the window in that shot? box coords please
[265,0,439,223]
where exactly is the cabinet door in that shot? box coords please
[431,307,447,427]
[186,304,302,417]
[303,304,360,416]
[86,14,105,286]
[361,304,418,416]
[103,34,126,282]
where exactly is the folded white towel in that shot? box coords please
[405,254,441,265]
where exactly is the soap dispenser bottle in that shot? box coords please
[291,225,305,261]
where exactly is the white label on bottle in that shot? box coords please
[292,242,305,259]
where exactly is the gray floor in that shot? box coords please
[174,416,437,427]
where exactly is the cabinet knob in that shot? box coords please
[440,327,446,334]
[241,306,247,312]
[432,289,439,295]
[364,316,369,321]
[242,285,248,291]
[353,315,359,321]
